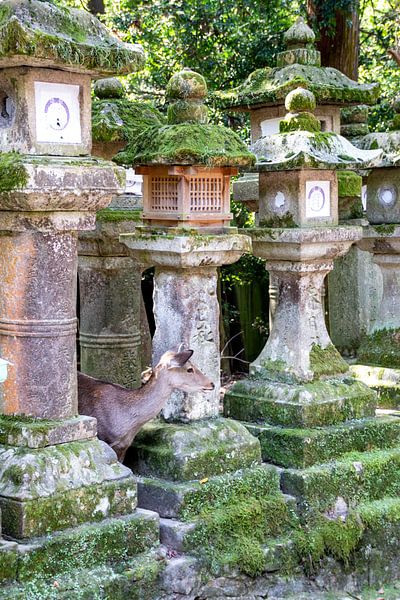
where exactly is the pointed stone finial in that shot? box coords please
[94,78,125,100]
[280,87,320,133]
[284,17,315,49]
[166,68,208,124]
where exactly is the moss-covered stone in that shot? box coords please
[337,171,362,198]
[224,377,376,428]
[285,88,317,112]
[279,111,321,133]
[96,208,142,223]
[259,211,298,228]
[350,364,400,408]
[0,414,96,448]
[167,100,208,125]
[284,17,315,48]
[116,123,256,168]
[0,542,18,583]
[309,344,349,378]
[0,0,144,76]
[0,152,28,192]
[94,77,125,99]
[281,447,400,518]
[126,418,261,481]
[92,98,164,146]
[246,415,400,468]
[358,328,400,368]
[17,510,159,581]
[166,69,207,101]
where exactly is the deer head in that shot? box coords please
[154,348,215,393]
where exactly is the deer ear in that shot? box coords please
[167,349,194,368]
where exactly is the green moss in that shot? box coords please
[247,415,400,469]
[0,544,17,583]
[0,0,144,75]
[96,208,142,223]
[166,70,207,100]
[358,328,400,368]
[0,152,28,192]
[294,513,363,574]
[337,171,362,198]
[280,112,321,133]
[167,100,208,125]
[372,223,397,235]
[116,123,255,168]
[259,212,298,228]
[92,99,164,146]
[309,343,349,378]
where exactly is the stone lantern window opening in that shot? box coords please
[138,164,235,228]
[0,89,14,128]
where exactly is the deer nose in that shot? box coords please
[204,382,215,390]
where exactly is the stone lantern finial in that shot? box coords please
[283,16,316,49]
[93,77,125,100]
[166,68,208,124]
[280,87,320,133]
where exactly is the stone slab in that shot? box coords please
[16,509,159,581]
[245,415,400,468]
[1,476,137,539]
[224,377,376,428]
[137,464,280,519]
[125,418,261,481]
[281,447,400,518]
[0,415,97,448]
[351,364,400,408]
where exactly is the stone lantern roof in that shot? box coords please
[360,99,400,167]
[119,68,255,168]
[216,17,379,110]
[92,77,165,161]
[253,88,382,171]
[0,0,145,76]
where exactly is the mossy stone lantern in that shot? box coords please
[252,88,380,229]
[128,68,254,231]
[217,16,379,141]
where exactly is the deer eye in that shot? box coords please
[187,367,194,373]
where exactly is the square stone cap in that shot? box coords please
[0,0,145,76]
[120,230,252,268]
[249,225,362,261]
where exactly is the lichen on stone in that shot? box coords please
[116,123,256,168]
[0,151,28,192]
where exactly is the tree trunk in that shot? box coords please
[307,1,360,80]
[88,0,105,15]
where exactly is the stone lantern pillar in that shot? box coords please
[119,71,277,562]
[350,108,400,406]
[223,91,400,527]
[78,78,164,387]
[218,16,380,355]
[0,0,159,584]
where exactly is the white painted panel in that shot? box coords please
[305,180,331,218]
[260,117,281,136]
[35,82,82,144]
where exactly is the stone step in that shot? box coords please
[281,447,400,518]
[125,417,261,482]
[245,415,400,468]
[137,464,280,518]
[224,377,376,428]
[0,549,164,600]
[262,536,296,573]
[11,508,159,582]
[351,364,400,409]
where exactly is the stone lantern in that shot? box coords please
[217,16,380,354]
[350,102,400,406]
[78,78,164,387]
[134,69,237,230]
[0,0,159,582]
[119,70,270,556]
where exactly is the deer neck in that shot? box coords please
[127,369,175,426]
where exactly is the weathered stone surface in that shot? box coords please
[16,509,159,581]
[232,172,259,212]
[160,556,201,595]
[0,0,144,76]
[78,255,143,389]
[121,232,251,420]
[328,246,381,356]
[160,518,196,552]
[0,438,137,537]
[364,167,400,224]
[351,365,400,408]
[127,418,261,481]
[0,414,97,448]
[224,377,376,428]
[246,415,400,468]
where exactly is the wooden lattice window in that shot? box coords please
[150,177,179,211]
[189,177,223,212]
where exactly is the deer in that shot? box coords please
[78,346,215,462]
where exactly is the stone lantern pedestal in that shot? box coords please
[351,226,400,407]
